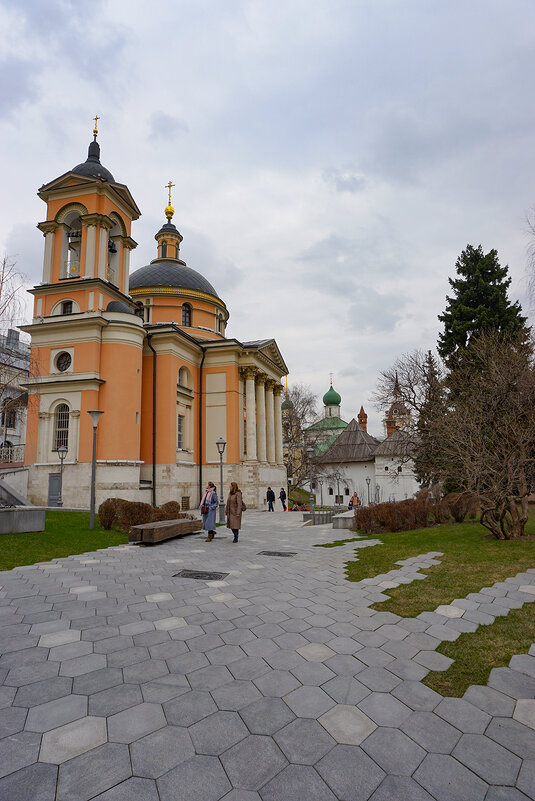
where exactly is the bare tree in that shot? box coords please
[0,255,25,330]
[283,383,319,488]
[376,334,535,539]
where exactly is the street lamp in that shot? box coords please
[306,445,315,520]
[366,476,371,506]
[57,444,68,507]
[88,411,103,530]
[318,479,324,508]
[216,436,226,523]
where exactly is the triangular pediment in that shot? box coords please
[241,338,287,374]
[38,172,141,220]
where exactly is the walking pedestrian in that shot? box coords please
[279,487,287,511]
[200,481,218,541]
[226,481,243,543]
[266,486,275,512]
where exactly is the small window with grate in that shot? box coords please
[61,301,73,315]
[182,303,192,326]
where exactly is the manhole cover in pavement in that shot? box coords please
[258,551,297,557]
[174,569,229,581]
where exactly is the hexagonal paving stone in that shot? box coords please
[434,697,491,733]
[157,755,231,801]
[189,710,249,755]
[25,693,87,732]
[318,703,377,745]
[130,725,194,778]
[361,726,426,776]
[260,764,337,801]
[239,696,295,735]
[368,775,435,800]
[316,744,385,801]
[163,690,218,727]
[187,664,234,690]
[253,669,301,698]
[514,699,535,730]
[401,711,462,754]
[452,733,521,785]
[0,761,58,801]
[58,653,107,677]
[221,735,287,791]
[89,683,143,716]
[91,777,160,801]
[107,702,166,743]
[284,685,335,718]
[413,753,488,801]
[358,692,412,727]
[296,643,336,662]
[212,679,262,710]
[0,704,27,737]
[56,742,132,801]
[39,716,107,764]
[274,718,335,764]
[0,731,42,779]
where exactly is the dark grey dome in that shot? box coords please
[129,260,219,297]
[72,139,115,183]
[106,301,133,314]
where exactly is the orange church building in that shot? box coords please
[22,125,288,510]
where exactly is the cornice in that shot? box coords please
[130,285,227,311]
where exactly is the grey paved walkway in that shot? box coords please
[0,511,534,800]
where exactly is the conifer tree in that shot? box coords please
[438,244,528,369]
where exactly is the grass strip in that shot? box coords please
[423,600,535,696]
[0,511,127,571]
[318,519,535,618]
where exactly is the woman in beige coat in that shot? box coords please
[225,481,243,543]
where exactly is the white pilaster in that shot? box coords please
[274,385,283,465]
[265,380,275,464]
[245,369,257,461]
[122,246,131,296]
[256,374,267,462]
[42,232,55,284]
[84,224,97,279]
[97,226,108,280]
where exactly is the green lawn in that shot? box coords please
[323,519,535,618]
[317,517,535,696]
[0,511,128,572]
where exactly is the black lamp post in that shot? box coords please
[366,476,371,506]
[57,444,68,507]
[306,445,315,520]
[88,411,103,529]
[216,436,226,523]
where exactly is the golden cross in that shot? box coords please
[329,371,334,386]
[93,114,100,136]
[166,180,175,206]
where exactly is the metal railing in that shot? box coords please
[0,444,24,464]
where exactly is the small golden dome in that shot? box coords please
[165,204,174,221]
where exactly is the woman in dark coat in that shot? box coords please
[225,481,243,543]
[200,481,218,542]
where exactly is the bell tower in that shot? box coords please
[22,120,145,507]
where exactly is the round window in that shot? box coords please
[56,352,72,372]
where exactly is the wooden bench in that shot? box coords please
[129,516,203,544]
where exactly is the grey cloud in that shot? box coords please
[0,57,38,116]
[149,112,189,142]
[323,167,366,193]
[180,227,243,293]
[347,287,407,334]
[5,223,43,286]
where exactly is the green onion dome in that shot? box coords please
[323,384,341,406]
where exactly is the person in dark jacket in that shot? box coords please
[225,482,243,543]
[200,481,218,541]
[266,487,275,511]
[279,487,287,511]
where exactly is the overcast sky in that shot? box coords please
[2,0,535,436]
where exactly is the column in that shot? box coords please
[265,380,275,464]
[274,385,283,465]
[84,223,97,279]
[37,222,58,284]
[256,373,267,462]
[244,368,257,461]
[97,225,108,280]
[122,244,131,296]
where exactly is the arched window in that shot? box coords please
[54,404,70,451]
[178,366,191,388]
[161,240,168,258]
[182,303,192,327]
[174,244,180,259]
[1,398,16,429]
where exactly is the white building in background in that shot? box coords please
[0,329,29,466]
[314,405,420,506]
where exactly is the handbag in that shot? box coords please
[201,504,209,515]
[241,500,247,511]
